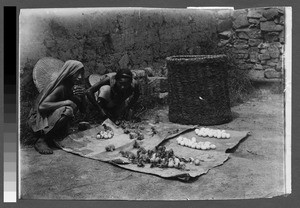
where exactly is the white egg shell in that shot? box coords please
[196,144,201,149]
[96,134,101,139]
[210,144,216,149]
[199,143,204,150]
[217,133,221,139]
[221,133,226,139]
[191,143,196,149]
[226,133,231,138]
[191,137,196,143]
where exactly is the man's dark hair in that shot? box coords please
[115,68,133,81]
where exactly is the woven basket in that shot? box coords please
[33,57,64,92]
[166,55,232,125]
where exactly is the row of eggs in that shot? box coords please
[195,127,230,139]
[96,130,113,139]
[176,136,216,150]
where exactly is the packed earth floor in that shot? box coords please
[20,85,286,200]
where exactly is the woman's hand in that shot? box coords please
[72,85,86,97]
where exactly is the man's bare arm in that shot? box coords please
[86,76,110,110]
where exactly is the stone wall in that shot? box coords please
[217,7,285,79]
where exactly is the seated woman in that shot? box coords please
[28,60,86,154]
[86,69,140,121]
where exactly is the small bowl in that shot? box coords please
[78,121,91,131]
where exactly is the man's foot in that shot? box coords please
[34,138,53,154]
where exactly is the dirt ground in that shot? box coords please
[20,85,286,200]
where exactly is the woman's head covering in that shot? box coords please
[38,60,84,106]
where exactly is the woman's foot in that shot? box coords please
[34,138,53,154]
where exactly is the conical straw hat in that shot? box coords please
[33,57,64,92]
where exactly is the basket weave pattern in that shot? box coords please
[33,57,64,92]
[167,55,232,125]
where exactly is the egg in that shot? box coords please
[199,130,204,135]
[196,144,201,149]
[216,133,221,139]
[226,133,231,139]
[210,144,216,149]
[191,143,196,149]
[96,134,101,139]
[191,137,196,143]
[221,133,226,139]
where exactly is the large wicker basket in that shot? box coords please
[166,55,232,125]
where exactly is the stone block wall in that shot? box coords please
[217,7,285,79]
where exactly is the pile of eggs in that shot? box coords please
[195,127,230,139]
[176,136,216,150]
[96,130,114,139]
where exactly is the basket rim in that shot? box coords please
[166,54,227,62]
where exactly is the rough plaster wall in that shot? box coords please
[19,8,219,81]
